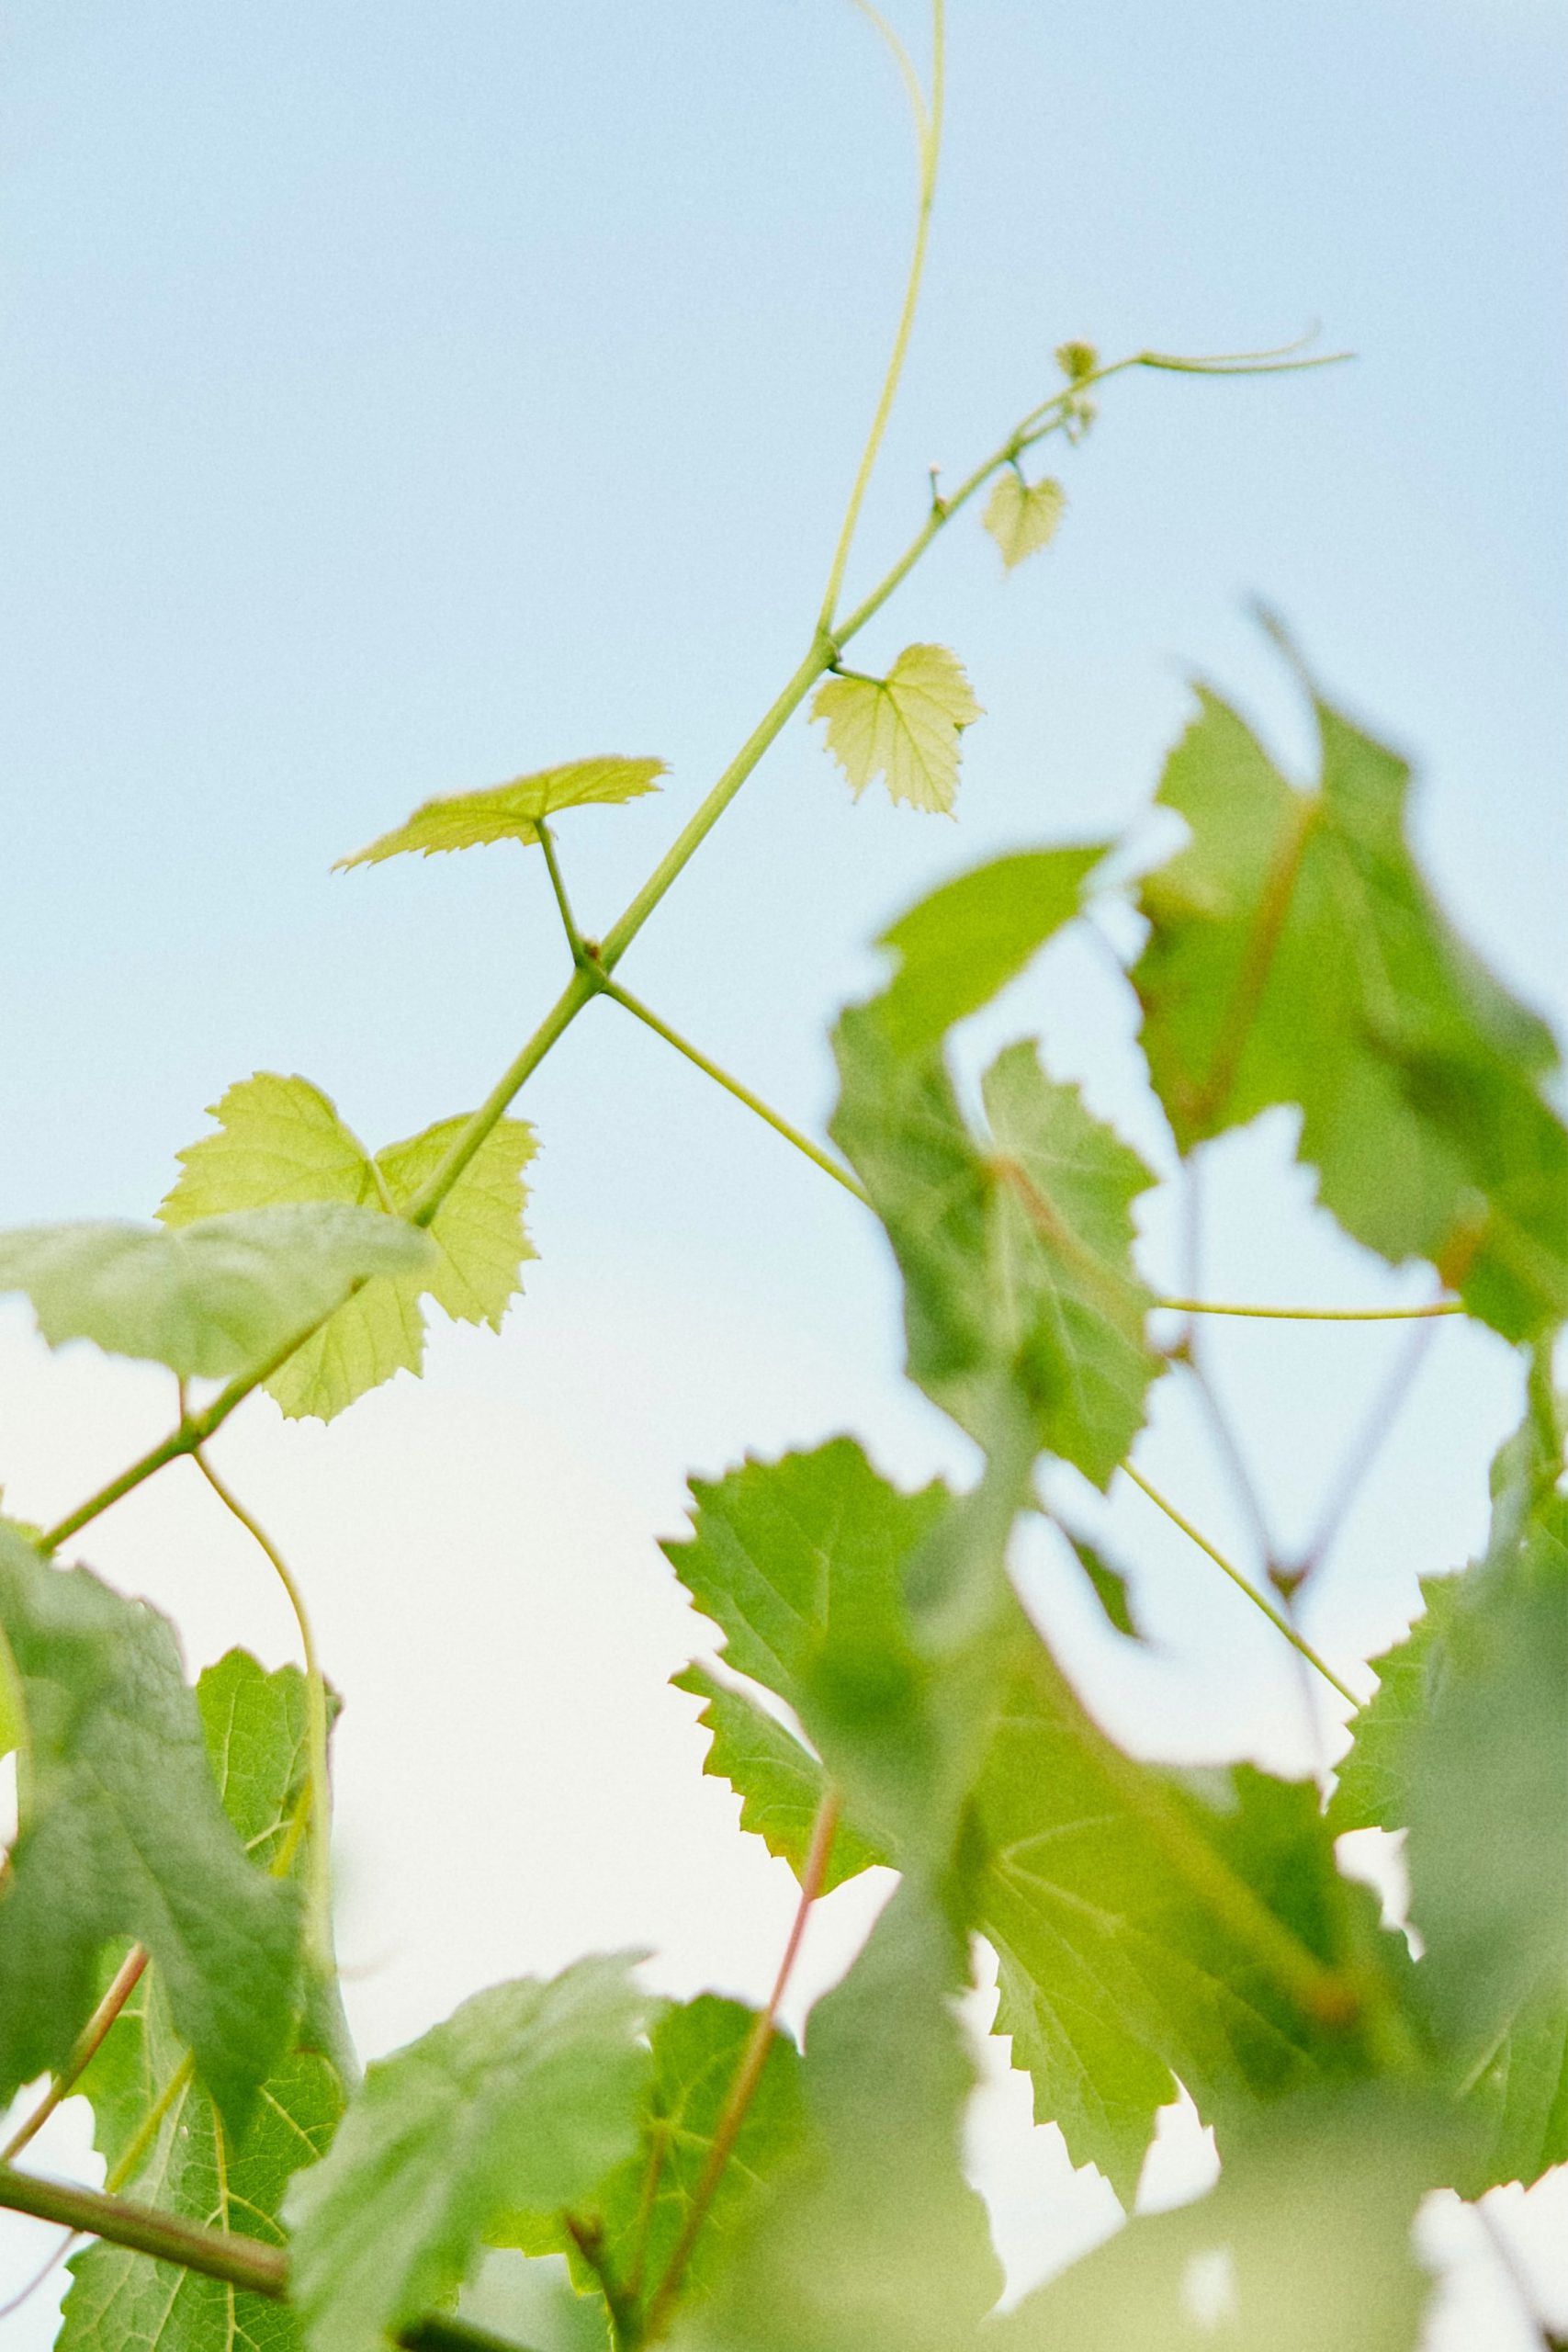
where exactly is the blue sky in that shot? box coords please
[1,2,1564,2340]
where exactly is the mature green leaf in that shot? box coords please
[996,2084,1459,2352]
[811,644,982,815]
[0,1205,432,1383]
[975,1638,1403,2200]
[62,1973,344,2352]
[0,1531,300,2133]
[196,1647,314,1873]
[672,1665,892,1894]
[1134,656,1568,1336]
[832,1012,1164,1486]
[679,1884,1001,2352]
[1404,1504,1568,2114]
[508,1996,807,2315]
[874,845,1105,1055]
[161,1074,536,1419]
[458,2252,610,2352]
[286,1957,659,2352]
[664,1439,967,1865]
[62,1651,346,2352]
[335,757,666,869]
[1325,1577,1464,1837]
[1328,1410,1568,2192]
[983,470,1066,569]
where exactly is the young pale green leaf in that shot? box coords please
[832,1012,1164,1487]
[995,2084,1460,2352]
[811,644,982,815]
[672,1665,892,1894]
[335,756,667,869]
[679,1884,1002,2352]
[62,1651,347,2352]
[505,1995,807,2313]
[285,1957,659,2352]
[161,1074,536,1419]
[0,1530,302,2136]
[1134,655,1568,1337]
[982,471,1066,569]
[976,1637,1404,2200]
[874,844,1105,1055]
[0,1205,432,1383]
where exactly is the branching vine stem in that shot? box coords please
[596,976,869,1204]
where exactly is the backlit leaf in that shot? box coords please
[0,1204,432,1383]
[161,1074,535,1419]
[974,1636,1400,2199]
[811,644,982,815]
[672,1665,892,1894]
[832,1012,1164,1486]
[335,757,666,869]
[874,844,1105,1055]
[1134,647,1568,1337]
[0,1536,301,2134]
[983,471,1066,569]
[506,1996,807,2313]
[286,1957,658,2352]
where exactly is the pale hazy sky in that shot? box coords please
[2,3,1564,2342]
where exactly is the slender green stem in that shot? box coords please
[817,0,944,631]
[598,978,868,1204]
[596,641,835,978]
[645,1793,840,2340]
[534,819,587,959]
[0,1944,149,2164]
[189,1445,334,1971]
[1121,1460,1359,1706]
[1158,1296,1461,1322]
[38,330,1348,1558]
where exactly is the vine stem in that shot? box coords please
[0,1944,149,2165]
[1158,1296,1460,1323]
[817,0,944,633]
[186,1442,335,1971]
[1120,1460,1360,1707]
[597,977,869,1204]
[644,1793,840,2340]
[0,2166,541,2352]
[36,332,1345,1559]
